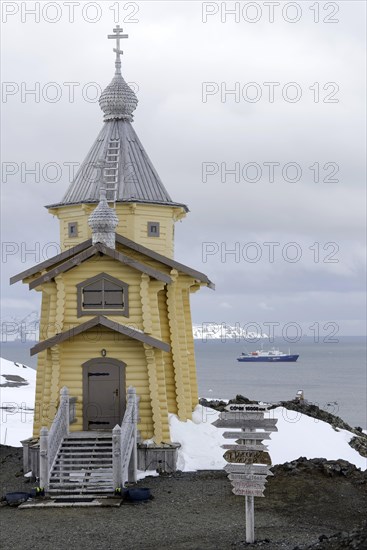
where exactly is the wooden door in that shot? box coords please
[82,358,126,430]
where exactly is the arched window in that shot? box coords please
[77,273,129,317]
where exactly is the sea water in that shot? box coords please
[195,336,366,429]
[1,336,366,429]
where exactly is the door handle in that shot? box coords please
[113,388,119,397]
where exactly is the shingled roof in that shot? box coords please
[47,119,188,210]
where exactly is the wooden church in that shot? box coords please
[12,27,213,483]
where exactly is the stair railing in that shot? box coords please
[112,386,139,490]
[39,386,72,491]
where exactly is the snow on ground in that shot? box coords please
[0,358,36,447]
[169,405,367,472]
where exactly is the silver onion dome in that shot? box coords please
[99,25,138,122]
[88,188,119,248]
[99,74,138,122]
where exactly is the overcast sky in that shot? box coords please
[1,1,366,338]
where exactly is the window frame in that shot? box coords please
[76,273,129,317]
[147,221,160,237]
[68,222,78,238]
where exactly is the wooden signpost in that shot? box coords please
[212,403,278,543]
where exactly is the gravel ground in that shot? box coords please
[0,446,366,550]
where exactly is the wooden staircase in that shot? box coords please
[48,432,114,496]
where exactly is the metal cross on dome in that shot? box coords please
[108,25,129,75]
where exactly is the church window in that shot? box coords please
[68,222,78,238]
[77,273,129,317]
[148,222,160,237]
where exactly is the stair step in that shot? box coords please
[63,438,112,443]
[51,472,113,478]
[48,492,115,497]
[52,468,112,472]
[53,466,113,471]
[50,481,112,490]
[59,450,112,454]
[50,483,114,488]
[65,431,112,441]
[50,480,114,484]
[51,470,113,476]
[50,484,114,488]
[48,489,113,495]
[53,464,112,473]
[60,445,112,453]
[62,444,112,447]
[56,456,112,463]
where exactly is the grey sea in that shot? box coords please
[1,336,366,429]
[195,337,366,430]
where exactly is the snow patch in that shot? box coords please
[0,358,36,446]
[169,405,367,472]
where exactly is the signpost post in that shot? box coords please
[212,403,278,543]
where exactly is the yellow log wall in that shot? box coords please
[51,203,186,258]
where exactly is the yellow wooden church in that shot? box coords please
[12,27,213,450]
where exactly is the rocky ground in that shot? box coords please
[0,446,366,550]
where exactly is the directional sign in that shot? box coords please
[236,432,271,440]
[220,412,266,421]
[221,431,271,441]
[222,444,268,452]
[231,480,266,490]
[235,419,278,431]
[213,418,266,428]
[235,441,268,449]
[223,450,271,465]
[225,404,271,412]
[232,487,265,497]
[224,463,273,475]
[219,412,265,421]
[221,444,269,452]
[228,473,268,482]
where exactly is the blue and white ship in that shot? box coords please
[237,348,299,362]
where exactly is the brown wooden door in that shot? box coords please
[83,359,126,430]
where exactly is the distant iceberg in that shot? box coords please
[1,313,269,343]
[193,323,268,341]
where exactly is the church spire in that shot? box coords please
[49,26,188,215]
[99,25,138,122]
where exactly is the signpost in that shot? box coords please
[212,403,278,543]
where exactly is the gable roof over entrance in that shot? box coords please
[30,315,170,356]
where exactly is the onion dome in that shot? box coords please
[88,188,119,249]
[99,74,138,122]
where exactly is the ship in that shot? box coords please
[237,348,299,362]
